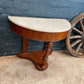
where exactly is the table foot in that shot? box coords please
[36,63,48,71]
[17,50,48,71]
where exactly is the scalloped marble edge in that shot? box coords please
[8,16,71,33]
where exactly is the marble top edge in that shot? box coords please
[8,16,68,21]
[8,16,71,33]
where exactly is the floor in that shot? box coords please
[0,51,84,84]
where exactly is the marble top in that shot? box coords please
[8,16,71,33]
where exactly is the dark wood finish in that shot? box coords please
[17,51,45,70]
[9,21,69,70]
[41,42,53,70]
[66,13,84,57]
[10,22,68,42]
[22,37,28,53]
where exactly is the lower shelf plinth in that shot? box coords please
[17,50,49,71]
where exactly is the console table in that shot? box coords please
[8,16,71,71]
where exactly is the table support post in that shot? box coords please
[22,37,28,53]
[41,42,53,70]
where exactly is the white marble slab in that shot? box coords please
[8,16,71,33]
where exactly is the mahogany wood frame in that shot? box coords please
[10,22,69,71]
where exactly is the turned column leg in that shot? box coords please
[41,42,53,70]
[44,42,52,55]
[22,37,28,53]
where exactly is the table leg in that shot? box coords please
[45,42,52,55]
[22,37,28,53]
[36,42,53,70]
[43,42,53,66]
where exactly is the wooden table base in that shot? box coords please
[17,51,47,70]
[17,38,53,71]
[17,50,52,71]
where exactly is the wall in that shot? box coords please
[0,0,84,56]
